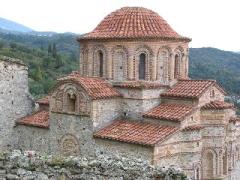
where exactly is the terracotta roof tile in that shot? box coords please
[181,125,203,131]
[78,7,190,41]
[57,72,121,100]
[113,81,169,89]
[143,104,194,122]
[201,101,234,110]
[16,111,49,129]
[36,96,49,105]
[94,120,178,146]
[229,117,240,123]
[161,79,226,99]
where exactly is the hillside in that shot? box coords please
[0,17,33,33]
[0,31,79,97]
[0,30,240,97]
[189,48,240,95]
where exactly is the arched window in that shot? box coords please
[210,90,215,98]
[98,51,104,77]
[174,54,180,79]
[139,53,146,80]
[67,93,76,112]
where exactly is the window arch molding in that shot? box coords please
[63,86,79,114]
[80,47,89,76]
[92,45,107,77]
[111,45,129,81]
[157,46,172,83]
[173,46,185,79]
[134,45,153,80]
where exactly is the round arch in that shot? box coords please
[134,44,153,80]
[92,45,108,77]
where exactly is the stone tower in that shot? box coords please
[77,7,191,85]
[0,56,33,149]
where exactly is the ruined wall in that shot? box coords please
[0,57,33,149]
[0,150,187,180]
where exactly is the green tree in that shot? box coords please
[52,43,57,58]
[48,44,52,56]
[34,66,43,81]
[55,55,64,68]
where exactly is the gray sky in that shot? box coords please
[0,0,239,51]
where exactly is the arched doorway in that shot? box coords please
[139,53,146,80]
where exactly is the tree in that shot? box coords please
[52,43,57,58]
[55,55,64,68]
[34,66,43,81]
[48,44,52,56]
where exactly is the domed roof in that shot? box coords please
[79,7,190,41]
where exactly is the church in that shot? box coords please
[1,7,240,180]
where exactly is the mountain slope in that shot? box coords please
[0,17,33,32]
[189,48,240,94]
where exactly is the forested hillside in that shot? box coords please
[189,48,240,95]
[0,32,79,97]
[0,31,240,97]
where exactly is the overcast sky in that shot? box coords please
[0,0,239,51]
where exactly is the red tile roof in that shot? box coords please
[113,81,169,89]
[143,104,194,122]
[229,117,240,123]
[57,72,121,100]
[78,7,190,41]
[16,111,49,129]
[201,101,234,110]
[161,79,226,99]
[36,96,49,105]
[181,125,203,131]
[94,120,178,146]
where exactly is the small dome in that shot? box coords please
[79,7,189,41]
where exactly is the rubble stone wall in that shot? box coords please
[0,150,187,180]
[0,57,33,149]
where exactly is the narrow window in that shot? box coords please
[174,54,180,79]
[99,51,103,77]
[67,93,76,113]
[210,90,215,98]
[139,53,146,80]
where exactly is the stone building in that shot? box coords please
[3,7,240,179]
[0,56,33,149]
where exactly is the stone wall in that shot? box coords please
[0,57,33,149]
[95,139,154,163]
[0,150,187,180]
[92,98,122,130]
